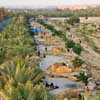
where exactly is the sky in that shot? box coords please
[0,0,100,8]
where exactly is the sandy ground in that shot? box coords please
[48,18,100,80]
[49,17,100,24]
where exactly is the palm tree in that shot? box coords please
[0,16,56,100]
[0,57,44,87]
[0,57,53,100]
[2,81,55,100]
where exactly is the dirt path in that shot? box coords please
[30,20,83,94]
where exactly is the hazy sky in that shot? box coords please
[0,0,100,8]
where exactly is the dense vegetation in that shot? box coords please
[0,16,55,100]
[16,6,100,17]
[0,16,35,64]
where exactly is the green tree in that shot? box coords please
[0,57,55,100]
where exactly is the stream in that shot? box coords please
[0,18,11,32]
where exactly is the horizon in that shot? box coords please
[0,0,100,8]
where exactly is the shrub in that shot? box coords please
[73,43,82,55]
[67,16,80,25]
[66,39,75,48]
[77,71,91,86]
[72,57,84,68]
